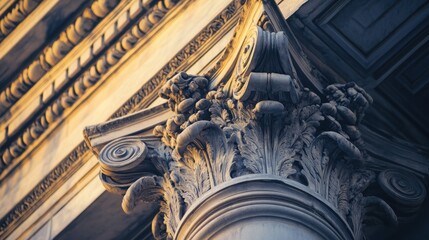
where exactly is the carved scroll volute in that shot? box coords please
[97,136,180,238]
[99,137,167,236]
[236,25,293,77]
[209,0,291,88]
[232,26,300,104]
[99,136,148,173]
[377,169,427,221]
[98,136,149,194]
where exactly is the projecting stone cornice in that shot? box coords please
[84,103,171,154]
[0,0,121,116]
[0,2,239,238]
[0,0,89,88]
[85,0,429,239]
[0,0,42,42]
[361,126,429,177]
[0,0,186,179]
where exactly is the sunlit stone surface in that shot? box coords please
[0,0,428,239]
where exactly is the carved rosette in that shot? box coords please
[94,2,428,240]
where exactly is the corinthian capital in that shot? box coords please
[84,0,428,239]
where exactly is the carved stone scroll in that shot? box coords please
[86,0,429,239]
[377,169,426,221]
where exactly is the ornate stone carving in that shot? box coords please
[110,1,238,119]
[0,0,120,114]
[0,4,239,237]
[0,0,183,174]
[377,169,427,221]
[89,1,428,239]
[95,22,427,239]
[0,0,42,42]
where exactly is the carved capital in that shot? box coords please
[108,29,425,239]
[86,1,429,239]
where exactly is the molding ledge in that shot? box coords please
[0,0,42,42]
[0,0,183,178]
[0,0,121,116]
[0,1,240,238]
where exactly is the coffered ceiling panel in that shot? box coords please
[289,0,429,87]
[288,0,429,145]
[320,0,426,67]
[396,40,429,95]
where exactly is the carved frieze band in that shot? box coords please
[0,0,121,115]
[110,1,238,119]
[0,2,239,238]
[0,0,42,42]
[94,9,429,240]
[0,141,90,238]
[0,0,183,175]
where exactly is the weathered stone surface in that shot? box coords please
[84,0,429,239]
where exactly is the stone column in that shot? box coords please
[84,1,428,239]
[175,175,354,240]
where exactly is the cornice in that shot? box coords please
[84,103,171,153]
[0,0,146,143]
[0,0,42,42]
[0,0,120,116]
[0,0,183,178]
[109,2,239,119]
[0,1,19,17]
[0,2,240,238]
[0,142,90,239]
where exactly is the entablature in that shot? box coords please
[0,0,241,238]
